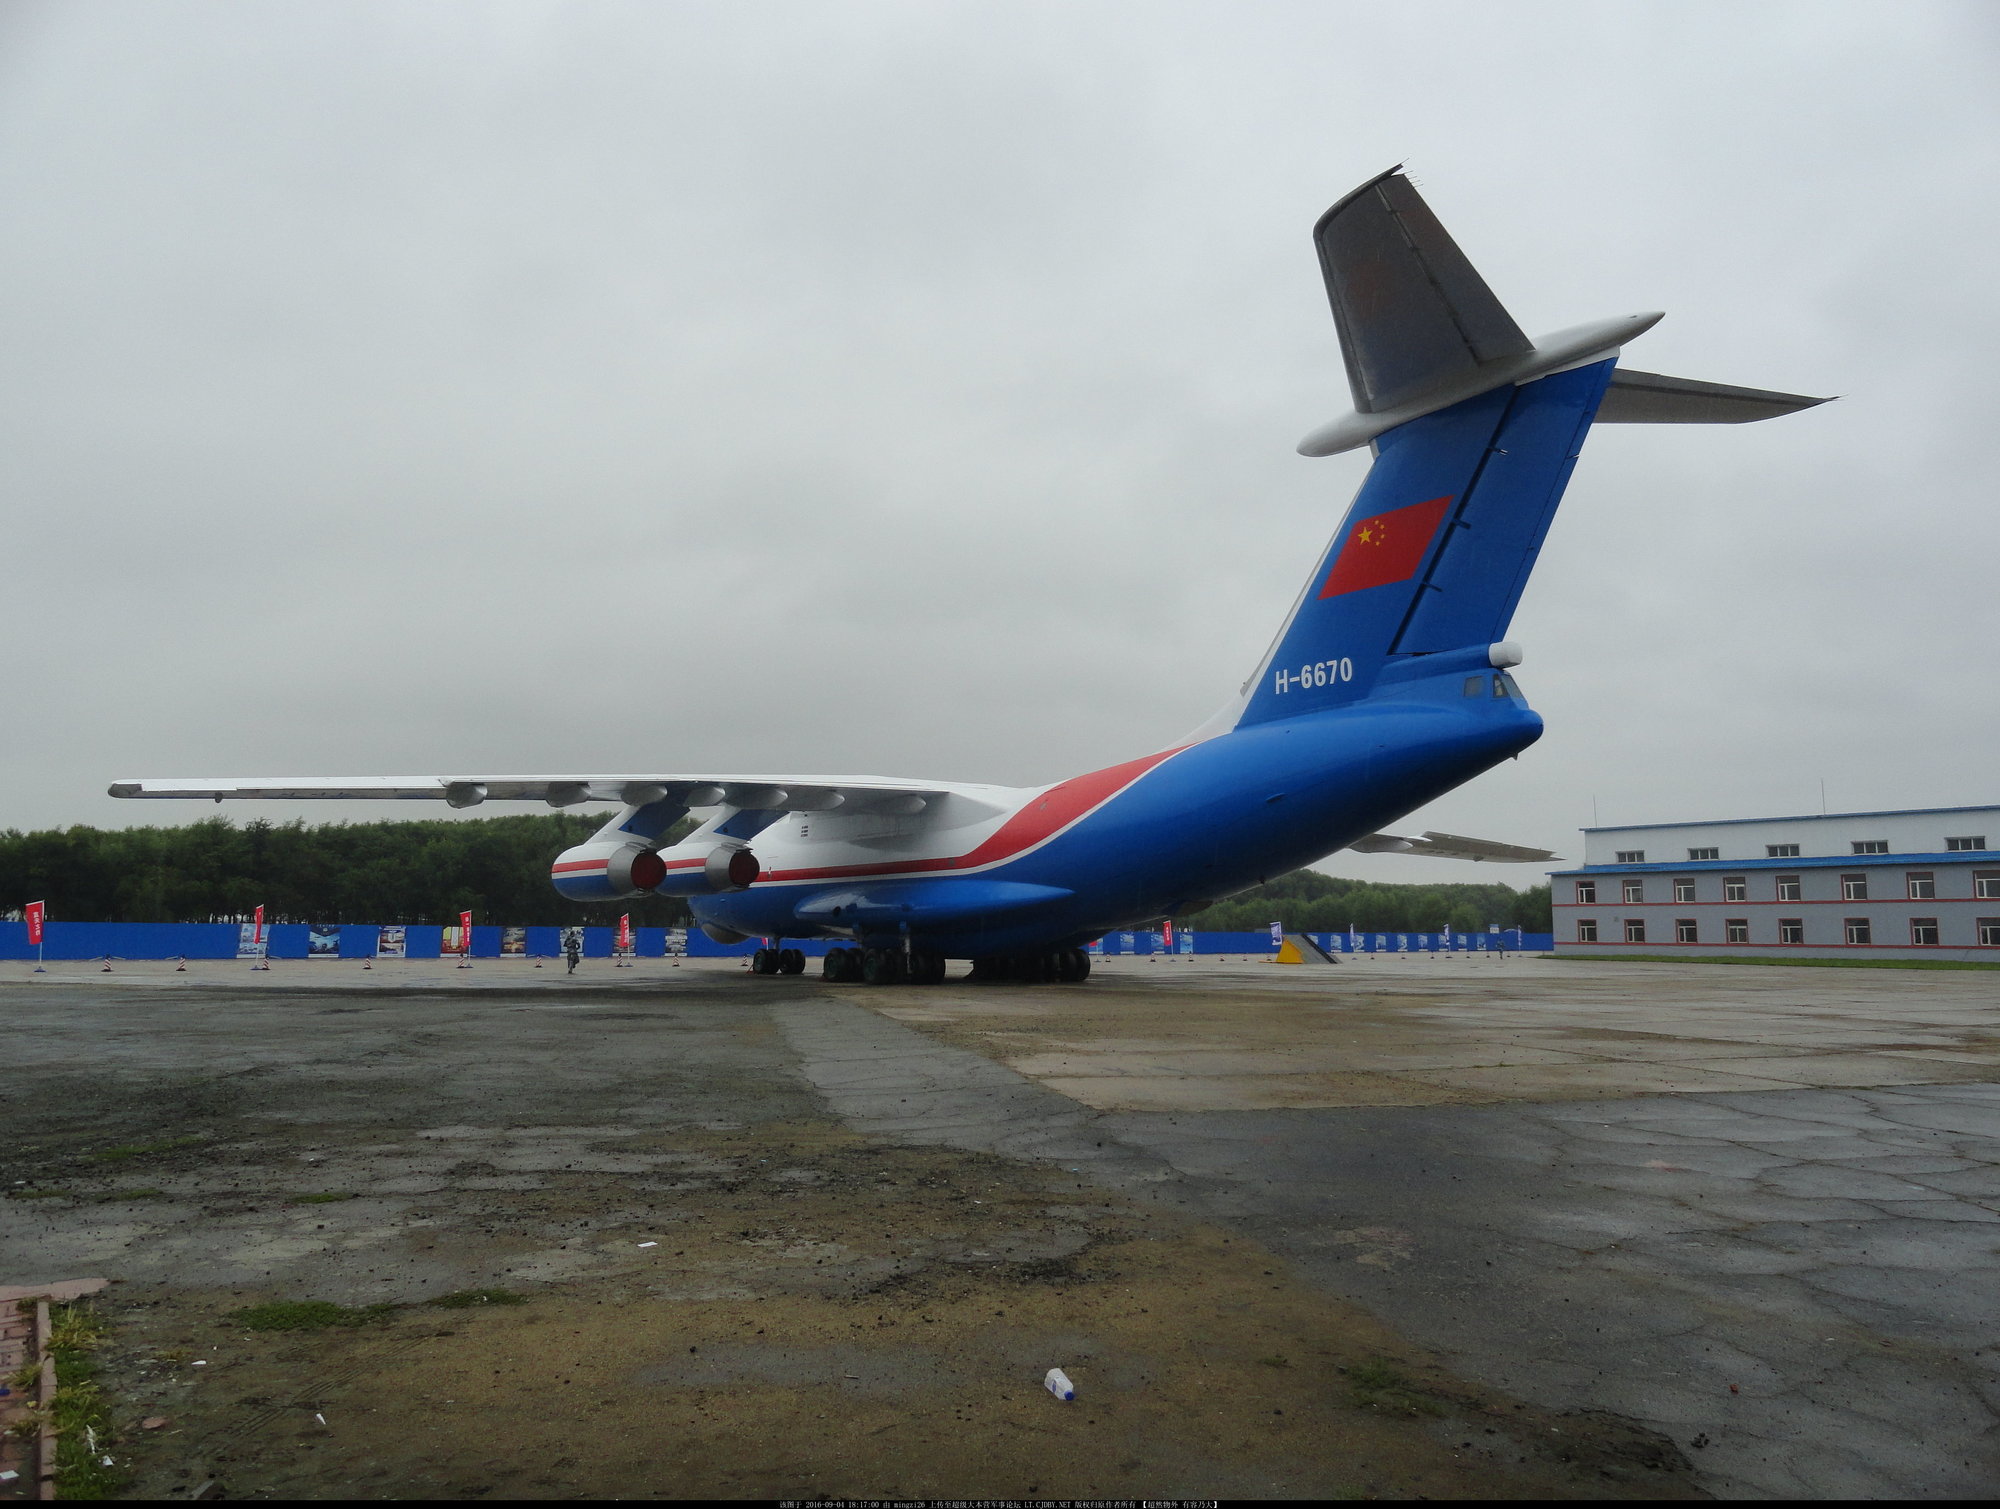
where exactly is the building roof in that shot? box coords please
[1580,804,1999,835]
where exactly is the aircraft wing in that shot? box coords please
[107,774,959,814]
[1349,830,1559,863]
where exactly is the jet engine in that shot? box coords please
[550,840,757,903]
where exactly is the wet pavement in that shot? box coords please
[5,956,1998,1497]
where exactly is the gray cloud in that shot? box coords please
[2,0,1995,885]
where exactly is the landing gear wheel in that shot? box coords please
[748,947,772,974]
[905,951,947,985]
[861,948,905,985]
[821,948,851,982]
[1055,947,1091,983]
[779,948,805,974]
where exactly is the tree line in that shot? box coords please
[0,815,1552,933]
[1178,868,1552,935]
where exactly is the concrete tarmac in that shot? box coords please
[5,953,1997,1497]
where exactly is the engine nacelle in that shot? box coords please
[550,841,663,903]
[549,840,758,902]
[649,844,760,897]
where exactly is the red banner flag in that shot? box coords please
[458,910,473,954]
[253,903,265,945]
[616,913,632,952]
[1317,493,1454,599]
[1162,919,1173,949]
[25,901,44,946]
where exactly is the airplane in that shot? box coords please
[111,168,1826,985]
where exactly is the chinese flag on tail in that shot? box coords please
[25,901,44,946]
[1316,494,1454,599]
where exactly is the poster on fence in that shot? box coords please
[501,926,526,957]
[441,925,465,955]
[308,925,340,958]
[236,923,266,960]
[665,928,687,957]
[377,925,406,959]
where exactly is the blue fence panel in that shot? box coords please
[1,920,1555,962]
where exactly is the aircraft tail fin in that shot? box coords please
[1215,169,1824,735]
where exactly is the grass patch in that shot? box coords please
[87,1135,204,1162]
[1545,952,2000,972]
[233,1300,399,1332]
[290,1191,357,1204]
[5,1187,71,1199]
[426,1287,528,1309]
[43,1302,123,1499]
[1346,1358,1446,1418]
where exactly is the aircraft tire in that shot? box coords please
[779,947,805,974]
[750,947,773,974]
[821,948,848,981]
[861,948,904,986]
[1056,947,1091,983]
[906,951,946,985]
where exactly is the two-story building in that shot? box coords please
[1550,805,2000,962]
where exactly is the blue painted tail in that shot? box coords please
[1235,359,1613,727]
[1225,167,1827,735]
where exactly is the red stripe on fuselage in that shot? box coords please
[551,859,610,874]
[755,746,1189,884]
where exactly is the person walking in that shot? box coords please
[564,927,582,975]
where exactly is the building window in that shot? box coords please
[1577,919,1598,943]
[1946,836,1987,851]
[1676,919,1698,944]
[1673,878,1696,903]
[1907,872,1935,900]
[1688,846,1719,861]
[1976,870,2000,900]
[1776,875,1802,902]
[1910,918,1940,946]
[1726,919,1750,944]
[1574,880,1597,904]
[1767,843,1800,857]
[1615,850,1645,864]
[1979,919,2000,947]
[1622,879,1645,904]
[1625,919,1646,944]
[1779,918,1805,944]
[1845,917,1872,945]
[1842,874,1869,901]
[1724,876,1748,902]
[1852,840,1889,855]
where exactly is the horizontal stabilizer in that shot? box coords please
[1597,367,1830,424]
[1318,166,1532,414]
[1350,830,1558,863]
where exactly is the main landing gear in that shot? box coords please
[968,948,1090,984]
[819,946,947,985]
[751,946,804,975]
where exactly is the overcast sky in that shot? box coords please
[2,0,1996,885]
